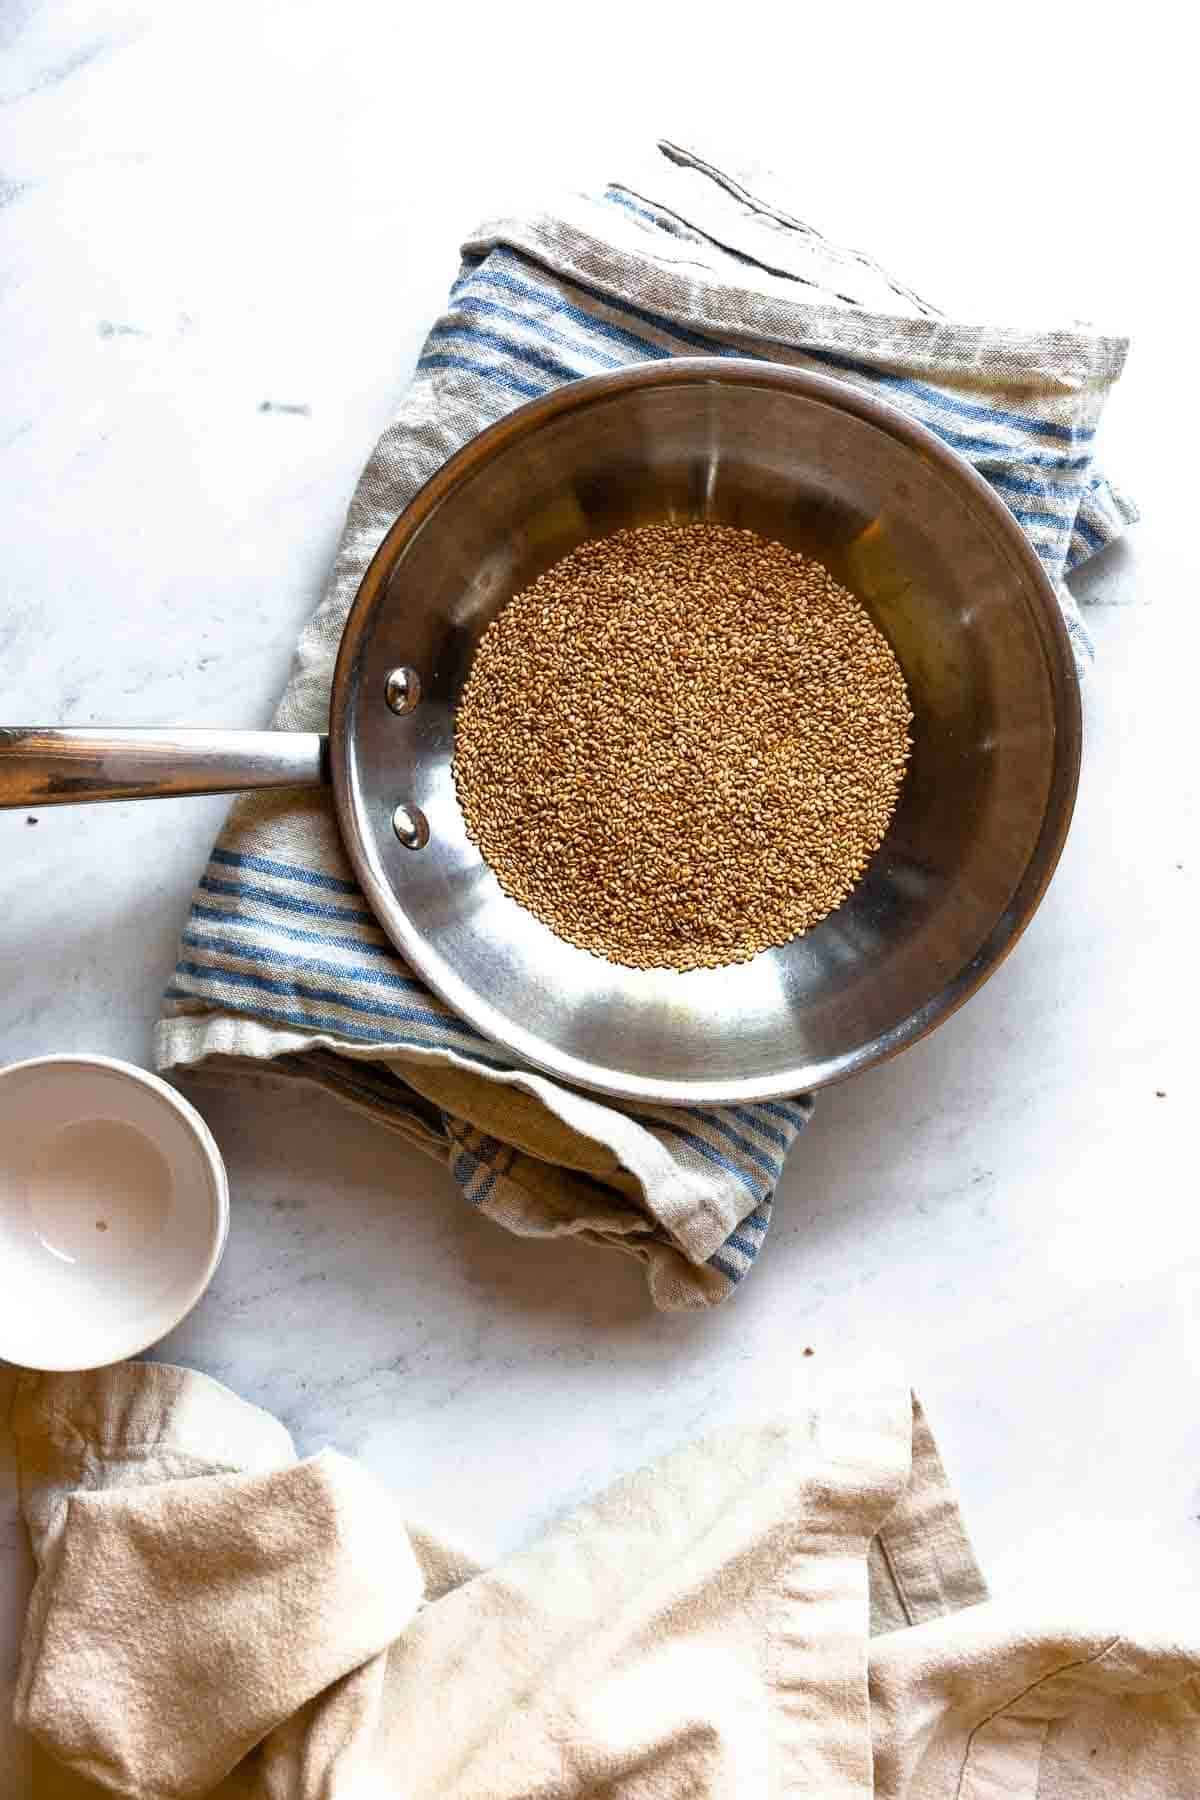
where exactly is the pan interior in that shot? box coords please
[337,370,1071,1103]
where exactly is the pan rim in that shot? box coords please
[330,356,1081,1106]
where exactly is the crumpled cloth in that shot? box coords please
[14,1359,1198,1798]
[155,138,1136,1310]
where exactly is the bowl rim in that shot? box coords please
[332,356,1083,1104]
[0,1053,229,1371]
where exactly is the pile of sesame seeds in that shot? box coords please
[453,523,912,971]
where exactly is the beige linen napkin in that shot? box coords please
[12,1362,1199,1797]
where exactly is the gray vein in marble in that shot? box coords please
[0,601,46,661]
[2,33,134,105]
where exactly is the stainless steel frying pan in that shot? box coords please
[0,360,1081,1105]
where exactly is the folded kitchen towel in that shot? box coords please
[155,139,1136,1309]
[15,1359,1200,1798]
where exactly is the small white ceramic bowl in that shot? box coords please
[0,1054,228,1371]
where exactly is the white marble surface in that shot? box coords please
[1,5,1197,1791]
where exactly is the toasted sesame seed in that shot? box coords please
[453,523,912,971]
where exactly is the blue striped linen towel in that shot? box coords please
[156,140,1134,1310]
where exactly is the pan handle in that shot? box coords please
[0,728,329,808]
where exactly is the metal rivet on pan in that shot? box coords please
[391,803,429,850]
[385,667,421,714]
